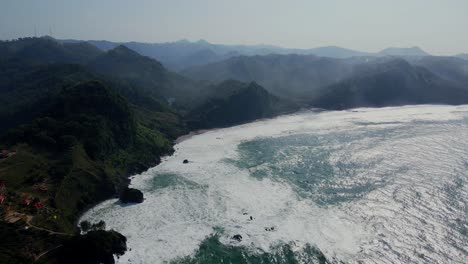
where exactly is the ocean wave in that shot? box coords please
[82,105,468,263]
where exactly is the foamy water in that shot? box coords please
[82,105,468,263]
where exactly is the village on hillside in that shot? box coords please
[0,148,57,230]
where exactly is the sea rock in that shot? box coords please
[120,188,144,203]
[183,159,189,164]
[231,234,243,242]
[56,230,127,264]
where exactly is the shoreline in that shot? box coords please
[174,108,315,144]
[79,104,468,264]
[78,111,302,225]
[75,104,468,227]
[174,129,211,144]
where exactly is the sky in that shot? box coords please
[1,0,468,55]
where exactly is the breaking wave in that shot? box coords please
[82,105,468,263]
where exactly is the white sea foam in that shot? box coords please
[82,105,468,263]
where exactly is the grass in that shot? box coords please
[0,145,48,191]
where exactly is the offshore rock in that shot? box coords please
[231,234,243,242]
[120,188,144,204]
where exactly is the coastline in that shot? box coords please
[79,105,468,264]
[174,129,211,144]
[174,108,313,144]
[74,109,308,262]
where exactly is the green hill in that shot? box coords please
[313,59,468,109]
[0,37,102,64]
[88,45,204,110]
[187,80,296,128]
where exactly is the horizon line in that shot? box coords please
[2,35,468,56]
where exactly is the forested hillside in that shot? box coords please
[0,37,291,263]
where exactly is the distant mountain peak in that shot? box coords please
[96,44,167,70]
[379,46,429,56]
[112,44,132,52]
[456,53,468,60]
[108,45,140,56]
[40,35,56,41]
[307,46,371,58]
[176,39,190,44]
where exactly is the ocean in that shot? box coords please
[82,105,468,263]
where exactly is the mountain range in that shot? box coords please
[182,53,468,105]
[59,37,448,71]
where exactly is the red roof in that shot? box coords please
[34,202,44,209]
[1,150,9,155]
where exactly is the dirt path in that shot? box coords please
[25,215,71,236]
[25,215,71,262]
[34,244,63,262]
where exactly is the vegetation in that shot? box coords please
[0,37,287,262]
[313,59,468,109]
[0,79,176,230]
[187,80,297,129]
[0,221,63,264]
[79,220,106,232]
[39,230,127,264]
[87,45,205,110]
[0,37,102,65]
[182,54,468,107]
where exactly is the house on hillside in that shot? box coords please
[5,212,23,224]
[0,181,6,194]
[0,149,16,159]
[34,202,44,210]
[33,184,48,192]
[23,199,32,206]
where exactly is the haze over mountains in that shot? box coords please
[183,53,468,106]
[60,37,452,71]
[3,36,467,110]
[57,36,468,107]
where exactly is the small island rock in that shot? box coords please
[231,234,243,242]
[120,188,144,203]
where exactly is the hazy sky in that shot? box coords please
[1,0,468,55]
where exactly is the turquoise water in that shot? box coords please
[82,105,468,264]
[171,234,328,264]
[233,131,392,205]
